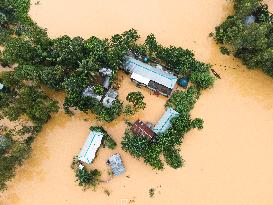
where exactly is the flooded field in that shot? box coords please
[0,0,273,205]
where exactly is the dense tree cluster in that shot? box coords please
[121,87,204,170]
[214,0,273,77]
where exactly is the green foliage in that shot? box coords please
[71,157,101,190]
[93,84,104,95]
[163,147,184,169]
[0,142,32,191]
[215,0,273,77]
[0,12,7,26]
[191,118,204,129]
[0,77,59,126]
[123,104,135,116]
[220,47,231,55]
[234,0,261,18]
[166,86,200,113]
[75,168,101,190]
[90,126,117,149]
[122,87,204,170]
[126,91,146,113]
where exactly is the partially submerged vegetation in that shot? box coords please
[214,0,273,77]
[0,0,215,191]
[71,157,101,190]
[121,87,204,170]
[0,73,58,191]
[124,91,146,116]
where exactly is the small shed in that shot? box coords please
[107,153,126,176]
[131,120,156,140]
[78,131,104,164]
[153,107,180,134]
[102,89,118,108]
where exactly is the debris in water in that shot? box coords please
[211,69,221,79]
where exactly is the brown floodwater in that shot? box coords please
[1,0,273,205]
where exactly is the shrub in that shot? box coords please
[75,168,101,190]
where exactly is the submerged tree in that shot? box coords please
[214,0,273,77]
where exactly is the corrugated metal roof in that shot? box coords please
[131,72,150,85]
[78,131,103,164]
[125,57,177,89]
[153,107,179,134]
[131,120,156,140]
[0,83,4,90]
[108,154,126,176]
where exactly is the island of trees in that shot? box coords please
[214,0,273,77]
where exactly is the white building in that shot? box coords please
[123,56,178,96]
[78,131,104,164]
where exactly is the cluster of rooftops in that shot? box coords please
[77,130,126,177]
[82,55,180,109]
[77,107,179,176]
[77,55,183,176]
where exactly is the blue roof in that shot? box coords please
[124,57,177,89]
[153,107,180,134]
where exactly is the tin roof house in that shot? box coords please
[131,120,156,140]
[123,56,178,96]
[153,107,180,134]
[102,89,118,108]
[82,67,118,108]
[99,67,113,89]
[78,131,104,164]
[107,153,126,176]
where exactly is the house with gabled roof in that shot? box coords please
[123,56,178,96]
[107,153,126,176]
[78,131,104,164]
[153,107,180,134]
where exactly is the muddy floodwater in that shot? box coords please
[1,0,273,205]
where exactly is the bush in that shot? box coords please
[71,156,101,190]
[75,168,101,190]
